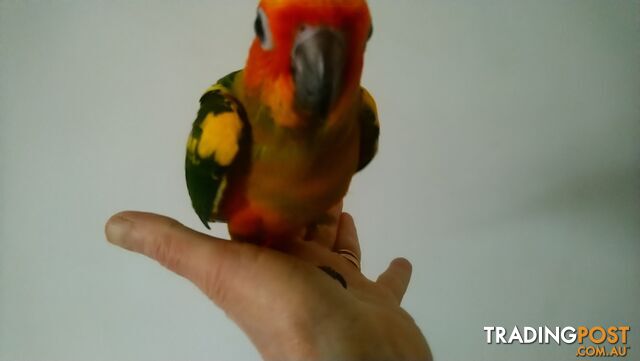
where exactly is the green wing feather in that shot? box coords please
[185,70,246,229]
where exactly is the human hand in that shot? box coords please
[105,211,431,361]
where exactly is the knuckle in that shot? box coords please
[201,242,237,306]
[201,243,261,308]
[147,227,182,272]
[202,252,228,306]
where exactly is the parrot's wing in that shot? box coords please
[356,87,380,171]
[185,71,248,229]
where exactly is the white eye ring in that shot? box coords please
[254,7,274,50]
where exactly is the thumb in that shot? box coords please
[104,211,262,310]
[376,257,413,304]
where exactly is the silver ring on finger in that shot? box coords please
[336,249,361,270]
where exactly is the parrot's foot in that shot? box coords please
[228,209,294,247]
[230,230,294,248]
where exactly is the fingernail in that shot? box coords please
[105,215,134,247]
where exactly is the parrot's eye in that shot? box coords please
[254,7,273,50]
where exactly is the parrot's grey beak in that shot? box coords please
[291,27,346,119]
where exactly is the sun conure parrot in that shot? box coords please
[185,0,379,245]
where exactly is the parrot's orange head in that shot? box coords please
[243,0,373,128]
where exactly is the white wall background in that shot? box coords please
[1,1,638,360]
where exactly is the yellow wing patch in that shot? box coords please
[187,136,198,155]
[197,112,243,166]
[205,83,226,94]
